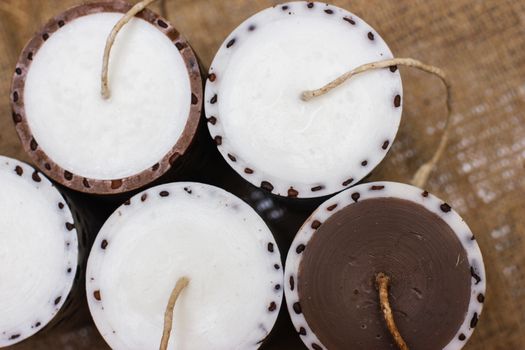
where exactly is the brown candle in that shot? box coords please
[285,181,485,350]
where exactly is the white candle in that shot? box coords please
[12,3,202,194]
[205,1,402,198]
[0,156,79,347]
[87,182,283,349]
[285,181,485,350]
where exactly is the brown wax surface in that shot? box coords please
[298,198,471,350]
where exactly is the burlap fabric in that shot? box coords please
[1,0,523,349]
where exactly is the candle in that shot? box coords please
[11,2,202,195]
[285,181,485,350]
[0,155,83,347]
[86,182,283,349]
[205,1,402,198]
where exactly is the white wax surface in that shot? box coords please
[24,13,191,180]
[0,156,77,347]
[87,183,283,350]
[206,2,402,197]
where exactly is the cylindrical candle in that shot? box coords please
[87,182,283,349]
[285,181,485,350]
[205,2,402,198]
[0,156,83,347]
[11,2,202,195]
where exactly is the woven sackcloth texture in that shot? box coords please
[1,0,524,349]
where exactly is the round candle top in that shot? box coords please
[12,3,202,194]
[205,2,402,198]
[87,182,283,350]
[285,182,485,350]
[0,156,78,347]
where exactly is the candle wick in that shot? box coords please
[101,0,159,100]
[301,58,452,189]
[375,272,410,350]
[159,276,190,350]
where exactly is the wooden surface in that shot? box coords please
[1,0,525,349]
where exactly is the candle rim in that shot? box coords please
[10,1,203,195]
[284,181,486,350]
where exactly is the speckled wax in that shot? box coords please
[285,182,485,350]
[205,1,402,198]
[11,2,202,195]
[0,156,81,347]
[87,182,283,350]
